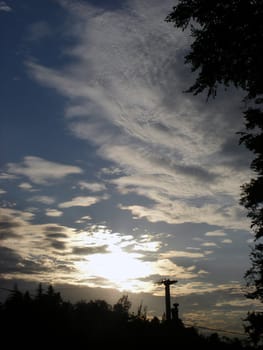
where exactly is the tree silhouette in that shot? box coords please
[166,1,263,344]
[166,1,263,99]
[113,294,131,316]
[0,283,253,347]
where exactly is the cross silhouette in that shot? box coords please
[159,279,178,321]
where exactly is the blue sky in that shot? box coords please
[0,0,261,334]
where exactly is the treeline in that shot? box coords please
[0,284,254,347]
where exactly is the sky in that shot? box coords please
[0,0,262,335]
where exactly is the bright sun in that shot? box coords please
[76,247,153,292]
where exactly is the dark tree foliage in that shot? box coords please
[239,108,263,241]
[166,0,263,345]
[0,284,251,348]
[166,0,263,99]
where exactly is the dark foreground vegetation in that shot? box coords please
[0,284,258,348]
[166,1,263,346]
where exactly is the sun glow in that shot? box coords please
[69,227,164,292]
[76,247,153,292]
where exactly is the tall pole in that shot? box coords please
[162,279,177,321]
[165,282,171,321]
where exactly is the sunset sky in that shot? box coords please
[1,0,261,334]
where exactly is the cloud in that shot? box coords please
[0,246,23,273]
[0,1,12,12]
[75,215,91,223]
[201,242,218,247]
[198,269,209,275]
[59,195,106,208]
[0,204,248,325]
[45,209,63,217]
[0,215,171,292]
[49,240,66,250]
[221,239,233,244]
[28,195,55,205]
[0,246,51,275]
[119,201,249,230]
[43,224,70,235]
[174,281,243,298]
[72,245,108,255]
[215,299,263,309]
[78,181,106,192]
[154,258,198,280]
[205,230,227,237]
[0,172,17,180]
[0,208,34,240]
[26,0,251,233]
[6,156,82,184]
[131,240,162,253]
[18,182,34,190]
[160,250,204,259]
[45,232,68,239]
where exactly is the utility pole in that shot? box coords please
[159,279,177,321]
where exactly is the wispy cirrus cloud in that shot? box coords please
[26,0,252,232]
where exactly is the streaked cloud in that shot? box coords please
[198,269,209,275]
[75,215,92,223]
[0,172,17,180]
[0,207,35,224]
[205,230,227,237]
[45,209,63,217]
[201,242,218,247]
[6,156,82,184]
[0,208,35,241]
[175,281,242,297]
[72,245,108,255]
[221,239,233,244]
[216,299,263,308]
[132,241,162,252]
[119,202,248,230]
[18,182,34,190]
[59,195,107,208]
[1,213,195,293]
[78,181,106,192]
[154,259,198,280]
[26,0,251,233]
[160,250,204,259]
